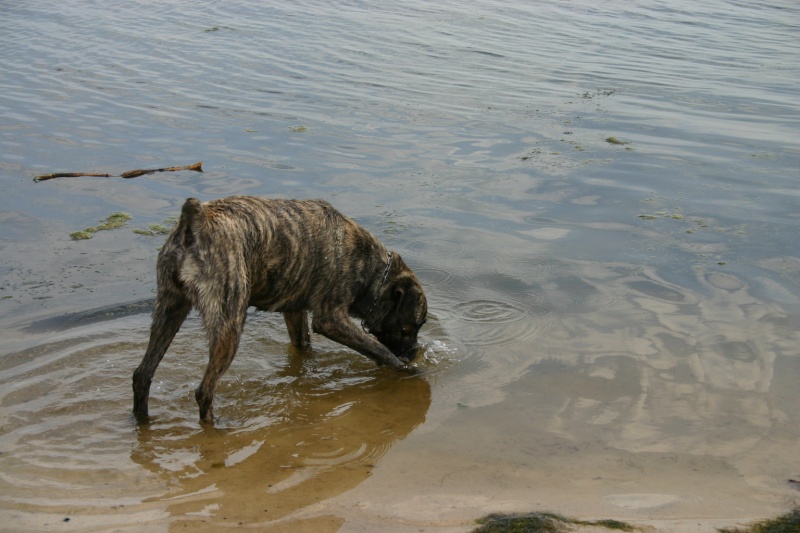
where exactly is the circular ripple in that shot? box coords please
[414,267,456,287]
[399,238,467,257]
[450,299,529,323]
[447,297,555,347]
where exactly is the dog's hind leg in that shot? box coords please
[284,311,310,350]
[195,305,247,423]
[132,289,191,422]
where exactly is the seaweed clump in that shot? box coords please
[70,212,132,240]
[473,512,636,533]
[717,507,800,533]
[95,212,131,231]
[132,216,178,237]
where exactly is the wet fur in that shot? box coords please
[132,196,427,422]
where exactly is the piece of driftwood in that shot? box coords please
[34,161,203,183]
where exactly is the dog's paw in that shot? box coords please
[400,364,421,375]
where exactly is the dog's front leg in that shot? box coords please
[312,310,405,368]
[283,311,310,349]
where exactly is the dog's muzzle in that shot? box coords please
[397,343,422,363]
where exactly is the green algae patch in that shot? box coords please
[95,212,132,231]
[717,507,800,533]
[638,212,684,222]
[69,212,132,240]
[133,224,170,237]
[133,217,177,237]
[69,229,97,240]
[473,512,637,533]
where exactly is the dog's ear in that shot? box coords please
[392,285,405,305]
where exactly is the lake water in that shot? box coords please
[1,1,799,531]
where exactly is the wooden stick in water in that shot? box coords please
[33,172,112,181]
[119,161,203,179]
[34,161,203,182]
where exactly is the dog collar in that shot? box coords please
[378,251,394,290]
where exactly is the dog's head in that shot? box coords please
[369,256,428,362]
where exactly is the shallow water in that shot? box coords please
[1,0,799,531]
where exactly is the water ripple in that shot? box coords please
[447,295,554,347]
[450,299,530,324]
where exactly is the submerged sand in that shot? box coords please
[2,254,798,533]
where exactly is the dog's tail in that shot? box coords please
[178,197,206,248]
[181,197,204,222]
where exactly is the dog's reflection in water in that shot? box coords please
[132,351,431,529]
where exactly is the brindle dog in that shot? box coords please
[132,196,427,422]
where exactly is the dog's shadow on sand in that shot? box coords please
[130,349,431,529]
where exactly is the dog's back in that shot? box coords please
[160,196,384,314]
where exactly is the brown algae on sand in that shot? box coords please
[473,512,637,533]
[717,507,800,533]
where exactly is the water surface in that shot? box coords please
[1,0,799,531]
